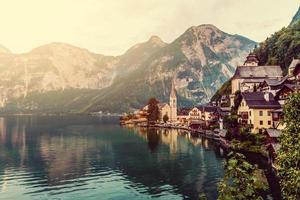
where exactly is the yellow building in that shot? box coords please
[237,92,281,133]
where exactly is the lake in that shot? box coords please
[0,115,224,200]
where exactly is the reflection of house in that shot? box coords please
[237,92,281,133]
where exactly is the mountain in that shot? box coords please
[290,6,300,25]
[85,24,256,113]
[0,25,256,114]
[0,43,118,108]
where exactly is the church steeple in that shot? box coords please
[169,80,177,122]
[170,80,177,98]
[243,52,259,66]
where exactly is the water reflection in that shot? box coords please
[0,116,224,200]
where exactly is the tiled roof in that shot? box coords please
[263,77,289,86]
[196,105,218,113]
[265,129,282,138]
[242,92,281,109]
[271,143,281,153]
[233,65,283,79]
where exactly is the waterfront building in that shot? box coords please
[177,108,191,125]
[158,103,171,121]
[237,92,281,133]
[196,105,219,126]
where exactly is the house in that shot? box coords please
[258,77,291,95]
[158,103,171,121]
[195,105,219,127]
[188,107,202,121]
[274,84,295,105]
[230,53,283,106]
[237,92,281,133]
[177,107,191,125]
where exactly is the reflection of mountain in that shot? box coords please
[0,116,224,199]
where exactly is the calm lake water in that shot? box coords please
[0,115,224,200]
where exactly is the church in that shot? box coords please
[158,81,177,122]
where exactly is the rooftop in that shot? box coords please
[242,92,281,109]
[265,129,282,138]
[233,65,283,79]
[196,105,218,113]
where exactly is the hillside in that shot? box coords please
[254,21,300,75]
[0,25,256,114]
[290,6,300,26]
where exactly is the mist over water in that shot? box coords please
[0,115,224,200]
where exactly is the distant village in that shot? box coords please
[120,53,300,165]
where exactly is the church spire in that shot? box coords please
[169,79,177,122]
[170,80,176,98]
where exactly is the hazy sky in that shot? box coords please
[0,0,299,55]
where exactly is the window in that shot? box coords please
[268,121,271,125]
[249,111,251,116]
[267,111,271,116]
[259,111,263,116]
[260,120,263,125]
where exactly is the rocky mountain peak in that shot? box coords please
[147,35,165,46]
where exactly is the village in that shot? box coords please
[120,53,300,166]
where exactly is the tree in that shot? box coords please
[277,93,300,200]
[147,98,160,123]
[218,152,267,200]
[163,114,169,123]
